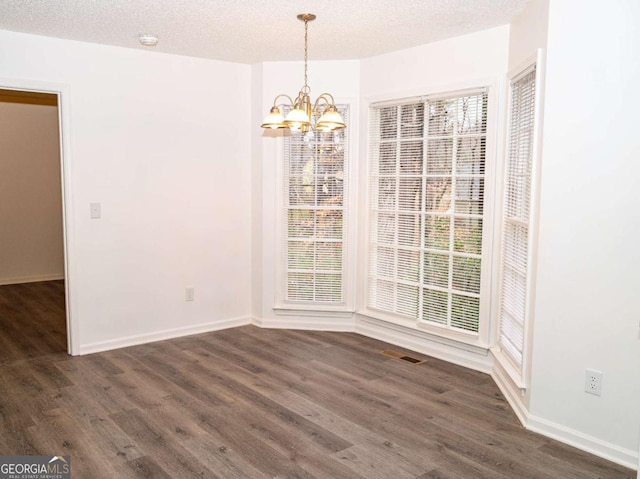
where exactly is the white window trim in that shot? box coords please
[359,79,501,349]
[491,49,546,390]
[273,99,359,313]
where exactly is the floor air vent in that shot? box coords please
[381,350,426,364]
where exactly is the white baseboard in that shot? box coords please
[491,357,529,427]
[354,314,493,374]
[79,315,251,355]
[0,274,64,286]
[490,352,638,471]
[527,414,638,471]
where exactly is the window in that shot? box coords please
[496,65,538,378]
[367,91,489,336]
[282,106,349,305]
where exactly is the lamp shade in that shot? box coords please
[284,108,311,130]
[316,106,346,131]
[261,106,287,129]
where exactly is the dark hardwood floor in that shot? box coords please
[0,281,634,478]
[0,280,67,362]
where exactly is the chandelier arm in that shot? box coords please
[313,93,337,112]
[271,94,295,107]
[318,93,336,104]
[290,91,306,109]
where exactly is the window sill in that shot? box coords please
[491,346,527,390]
[273,306,355,319]
[357,306,490,351]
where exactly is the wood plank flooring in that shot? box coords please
[0,280,67,362]
[0,281,634,478]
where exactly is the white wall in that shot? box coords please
[0,100,64,284]
[529,0,640,465]
[251,63,264,323]
[508,0,549,72]
[360,25,510,99]
[0,30,252,352]
[255,59,360,328]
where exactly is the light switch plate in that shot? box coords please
[90,202,101,219]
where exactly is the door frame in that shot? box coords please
[0,77,78,355]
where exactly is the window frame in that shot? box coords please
[273,102,358,313]
[360,83,500,348]
[492,50,545,389]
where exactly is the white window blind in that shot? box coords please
[367,91,488,334]
[497,66,537,371]
[283,106,349,304]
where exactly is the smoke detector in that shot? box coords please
[138,34,159,47]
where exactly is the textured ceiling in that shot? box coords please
[0,0,531,64]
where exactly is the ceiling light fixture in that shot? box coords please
[261,14,345,133]
[138,34,159,47]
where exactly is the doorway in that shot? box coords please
[0,86,73,357]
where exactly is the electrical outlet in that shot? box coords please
[584,369,603,396]
[185,287,195,302]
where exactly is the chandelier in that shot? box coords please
[261,14,346,133]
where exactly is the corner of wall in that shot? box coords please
[250,63,265,320]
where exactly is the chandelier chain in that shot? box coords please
[304,18,308,91]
